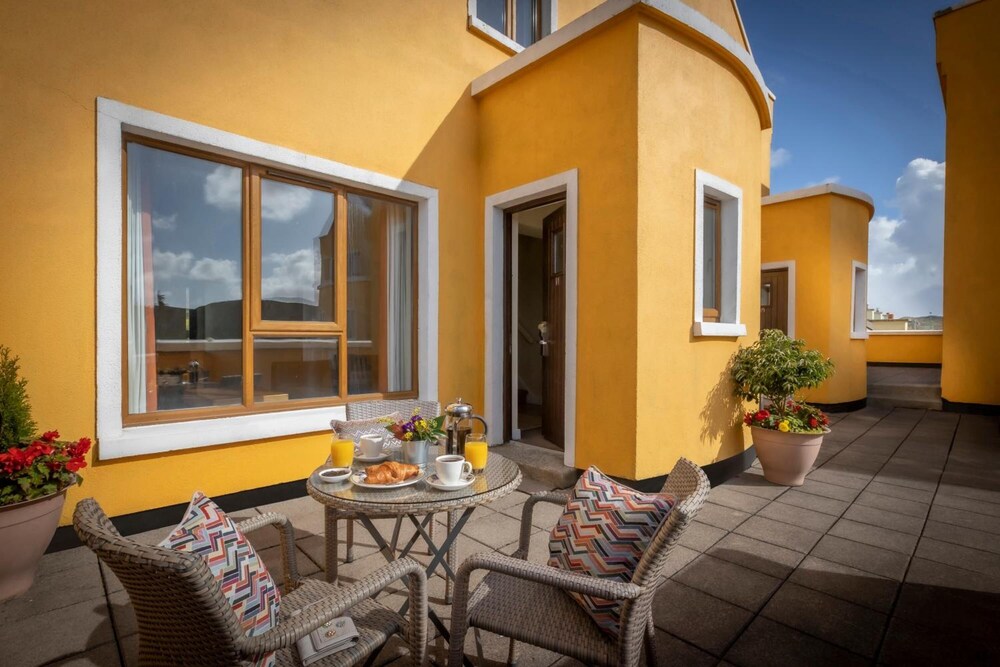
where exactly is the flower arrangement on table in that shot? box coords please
[383,411,446,442]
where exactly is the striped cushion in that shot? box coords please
[161,492,280,667]
[548,467,675,636]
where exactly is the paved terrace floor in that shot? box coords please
[3,407,998,666]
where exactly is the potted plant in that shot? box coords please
[730,330,835,486]
[384,412,446,466]
[0,345,91,601]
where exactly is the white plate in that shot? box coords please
[425,473,475,491]
[350,471,423,489]
[313,467,352,484]
[354,452,391,463]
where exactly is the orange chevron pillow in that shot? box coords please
[161,492,280,667]
[548,467,675,636]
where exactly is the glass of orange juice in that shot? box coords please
[465,434,488,473]
[331,436,355,468]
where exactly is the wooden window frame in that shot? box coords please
[702,196,722,323]
[121,134,418,427]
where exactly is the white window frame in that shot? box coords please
[96,98,439,460]
[467,0,558,53]
[760,260,796,339]
[850,260,869,340]
[693,169,746,337]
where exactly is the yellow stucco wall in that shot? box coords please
[868,333,943,365]
[761,192,871,405]
[0,0,507,523]
[635,14,765,478]
[936,0,1000,407]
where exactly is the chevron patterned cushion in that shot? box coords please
[548,467,675,636]
[161,492,280,667]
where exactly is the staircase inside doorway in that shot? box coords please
[867,364,942,410]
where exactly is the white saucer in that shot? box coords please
[313,467,352,484]
[350,471,423,489]
[425,473,475,491]
[354,451,391,463]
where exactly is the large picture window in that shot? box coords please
[123,136,417,424]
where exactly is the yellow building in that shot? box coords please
[0,0,772,525]
[761,185,874,409]
[935,0,1000,412]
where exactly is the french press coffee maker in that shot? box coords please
[444,397,488,456]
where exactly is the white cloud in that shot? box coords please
[771,147,792,168]
[152,213,177,231]
[261,179,314,223]
[190,257,240,284]
[204,165,241,211]
[867,158,945,317]
[151,250,241,302]
[804,175,841,187]
[261,249,320,303]
[152,249,193,278]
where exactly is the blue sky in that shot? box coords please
[740,0,948,317]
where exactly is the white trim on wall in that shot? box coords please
[850,260,869,340]
[484,170,578,469]
[467,0,559,53]
[760,261,796,339]
[95,98,439,460]
[693,169,746,338]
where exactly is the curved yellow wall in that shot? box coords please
[761,192,871,406]
[0,0,506,523]
[868,333,943,365]
[936,1,1000,407]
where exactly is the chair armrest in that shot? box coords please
[458,551,642,601]
[236,557,428,658]
[514,492,570,558]
[236,513,300,590]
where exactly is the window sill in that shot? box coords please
[468,16,523,54]
[693,322,748,337]
[99,405,344,460]
[850,331,869,340]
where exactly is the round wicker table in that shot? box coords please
[307,450,522,644]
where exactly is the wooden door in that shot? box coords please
[761,268,789,334]
[542,206,566,447]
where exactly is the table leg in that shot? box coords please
[325,506,338,584]
[445,510,457,603]
[345,518,355,563]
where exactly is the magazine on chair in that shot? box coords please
[295,616,359,666]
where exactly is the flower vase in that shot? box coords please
[0,490,67,601]
[750,426,828,486]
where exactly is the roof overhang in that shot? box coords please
[471,0,774,130]
[763,183,876,221]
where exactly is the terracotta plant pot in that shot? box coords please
[750,425,828,486]
[0,490,67,601]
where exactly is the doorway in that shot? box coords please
[761,266,790,334]
[505,198,566,451]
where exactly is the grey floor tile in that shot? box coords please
[733,515,823,553]
[757,501,838,533]
[0,596,114,666]
[760,581,887,657]
[0,556,106,624]
[922,519,1000,555]
[788,555,898,613]
[659,544,701,579]
[108,589,137,639]
[693,502,752,531]
[933,490,1000,518]
[724,472,789,500]
[806,467,872,491]
[724,616,869,667]
[708,486,772,513]
[797,479,861,503]
[841,502,925,536]
[651,628,717,667]
[44,641,122,666]
[906,556,1000,595]
[528,499,566,530]
[461,511,523,549]
[708,533,806,579]
[651,580,752,655]
[893,579,1000,648]
[676,521,728,552]
[879,616,1000,666]
[518,477,558,493]
[928,502,1000,534]
[914,536,1000,577]
[811,535,909,580]
[828,518,919,554]
[774,489,850,517]
[673,554,781,611]
[866,480,936,504]
[855,490,930,518]
[36,546,98,577]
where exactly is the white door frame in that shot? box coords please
[484,170,578,469]
[760,260,796,338]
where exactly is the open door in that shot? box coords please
[761,268,789,334]
[542,206,566,447]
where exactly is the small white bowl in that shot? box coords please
[316,467,352,484]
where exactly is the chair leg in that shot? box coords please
[507,636,518,667]
[390,516,403,554]
[325,506,338,584]
[345,519,355,563]
[644,610,659,666]
[444,510,457,603]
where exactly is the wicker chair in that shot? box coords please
[447,457,710,667]
[73,498,428,666]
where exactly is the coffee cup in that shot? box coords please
[435,454,472,485]
[358,434,384,458]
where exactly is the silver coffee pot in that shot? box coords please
[444,397,488,456]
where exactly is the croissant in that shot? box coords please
[364,461,420,484]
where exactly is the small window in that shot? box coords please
[693,170,746,337]
[851,261,868,339]
[470,0,555,49]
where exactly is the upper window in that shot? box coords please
[470,0,555,49]
[693,170,746,337]
[123,136,416,424]
[851,261,868,339]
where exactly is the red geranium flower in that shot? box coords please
[808,417,819,429]
[40,430,60,442]
[65,457,87,473]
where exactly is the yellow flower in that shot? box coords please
[778,420,790,432]
[403,432,413,441]
[418,419,429,431]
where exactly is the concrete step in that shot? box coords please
[868,382,942,410]
[868,395,943,410]
[492,441,579,489]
